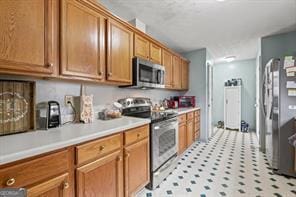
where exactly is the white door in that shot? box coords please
[225,87,241,130]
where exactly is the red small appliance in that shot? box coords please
[173,96,196,108]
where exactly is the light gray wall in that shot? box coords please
[213,59,256,130]
[183,48,208,141]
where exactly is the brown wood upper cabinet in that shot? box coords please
[134,34,162,64]
[134,34,150,60]
[162,50,173,88]
[107,18,133,84]
[0,0,58,76]
[149,42,162,64]
[60,0,106,81]
[172,55,182,89]
[181,59,189,90]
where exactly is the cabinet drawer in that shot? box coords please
[124,125,149,146]
[76,134,122,165]
[187,112,194,120]
[0,150,69,188]
[178,114,187,123]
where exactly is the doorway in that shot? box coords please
[206,62,214,138]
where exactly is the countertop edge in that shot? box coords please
[0,119,150,165]
[177,107,201,115]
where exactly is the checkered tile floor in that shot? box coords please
[136,129,296,197]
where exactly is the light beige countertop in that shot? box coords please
[175,107,201,115]
[0,107,200,165]
[0,117,150,165]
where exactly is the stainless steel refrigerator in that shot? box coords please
[263,58,296,177]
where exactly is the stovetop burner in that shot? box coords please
[118,97,178,123]
[150,111,178,123]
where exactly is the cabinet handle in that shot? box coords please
[6,178,15,186]
[125,152,130,158]
[99,71,103,76]
[137,133,141,138]
[47,63,53,67]
[99,145,105,151]
[63,182,69,189]
[108,72,112,77]
[117,156,122,161]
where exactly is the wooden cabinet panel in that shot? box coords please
[186,120,194,147]
[76,134,122,165]
[0,150,69,188]
[149,43,162,64]
[60,0,106,80]
[181,59,189,90]
[0,0,57,75]
[172,56,181,89]
[124,138,149,197]
[178,123,187,155]
[76,150,123,197]
[178,114,187,124]
[27,173,70,197]
[187,112,194,121]
[107,18,133,84]
[134,34,150,60]
[124,125,149,146]
[162,50,173,88]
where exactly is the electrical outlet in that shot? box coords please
[65,95,74,106]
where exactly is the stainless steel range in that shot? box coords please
[118,97,179,189]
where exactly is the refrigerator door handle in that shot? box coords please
[260,71,267,117]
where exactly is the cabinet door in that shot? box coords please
[172,56,181,89]
[60,0,106,80]
[27,173,70,197]
[107,18,133,84]
[162,50,173,88]
[186,120,194,147]
[124,138,149,197]
[178,123,187,155]
[0,0,57,75]
[149,43,162,64]
[134,34,150,60]
[76,151,123,197]
[181,59,189,90]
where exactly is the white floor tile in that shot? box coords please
[136,129,296,197]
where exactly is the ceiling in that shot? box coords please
[99,0,296,63]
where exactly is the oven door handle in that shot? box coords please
[154,122,178,130]
[155,155,177,177]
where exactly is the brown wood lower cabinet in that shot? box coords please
[124,138,149,197]
[76,150,123,197]
[178,122,187,155]
[27,173,70,197]
[178,109,201,155]
[0,124,150,197]
[186,119,194,148]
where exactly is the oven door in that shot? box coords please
[151,117,178,171]
[135,58,165,88]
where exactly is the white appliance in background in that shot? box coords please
[224,86,241,131]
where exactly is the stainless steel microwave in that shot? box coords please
[121,57,165,89]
